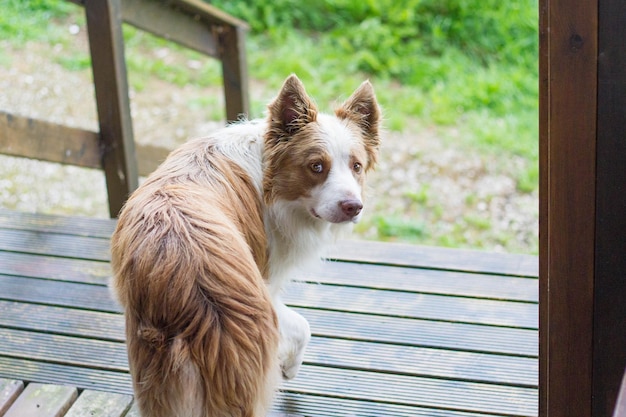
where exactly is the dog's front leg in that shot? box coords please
[272,296,311,380]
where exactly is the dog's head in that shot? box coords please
[263,74,381,224]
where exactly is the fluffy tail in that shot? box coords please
[111,184,280,417]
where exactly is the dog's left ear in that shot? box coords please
[336,81,382,168]
[267,74,318,141]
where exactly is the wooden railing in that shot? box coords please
[0,0,249,217]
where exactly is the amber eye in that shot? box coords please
[311,162,324,173]
[353,162,362,173]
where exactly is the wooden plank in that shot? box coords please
[303,262,538,302]
[594,0,626,414]
[273,392,502,417]
[306,337,537,388]
[166,0,249,28]
[0,379,24,415]
[0,324,536,388]
[283,365,537,417]
[219,24,250,121]
[0,328,128,372]
[0,359,498,417]
[1,304,535,384]
[0,301,124,341]
[0,275,537,356]
[0,269,536,330]
[285,281,538,329]
[0,253,110,284]
[85,0,138,217]
[539,0,598,415]
[4,383,77,417]
[0,357,132,395]
[0,209,116,238]
[0,229,110,261]
[0,275,118,312]
[299,308,537,357]
[65,390,133,417]
[67,0,248,29]
[121,0,219,57]
[329,240,538,277]
[0,355,535,416]
[0,112,101,168]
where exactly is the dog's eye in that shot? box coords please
[353,162,362,173]
[311,162,324,173]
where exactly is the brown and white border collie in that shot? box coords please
[110,74,381,417]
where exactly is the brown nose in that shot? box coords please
[340,199,363,217]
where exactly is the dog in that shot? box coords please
[110,74,381,417]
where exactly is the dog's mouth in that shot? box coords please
[310,209,322,220]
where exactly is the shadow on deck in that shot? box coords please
[0,209,538,417]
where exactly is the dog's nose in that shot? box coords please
[340,199,363,218]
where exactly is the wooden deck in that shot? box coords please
[0,208,538,417]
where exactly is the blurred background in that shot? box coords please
[0,0,538,253]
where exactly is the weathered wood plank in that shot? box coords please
[285,281,538,329]
[0,209,115,238]
[65,390,133,417]
[219,23,250,121]
[329,240,538,277]
[0,328,128,372]
[0,275,537,356]
[0,112,101,168]
[85,0,138,217]
[283,366,537,417]
[299,307,537,357]
[302,261,538,302]
[0,356,535,416]
[0,209,538,277]
[0,218,538,304]
[0,275,118,311]
[0,357,132,395]
[273,392,501,417]
[0,229,110,261]
[0,253,110,284]
[0,379,24,415]
[0,324,536,388]
[0,301,124,342]
[0,301,537,386]
[3,383,77,417]
[0,112,169,178]
[306,336,537,388]
[0,269,536,329]
[121,0,220,57]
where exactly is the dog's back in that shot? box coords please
[111,138,280,417]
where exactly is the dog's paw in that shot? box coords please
[276,305,311,380]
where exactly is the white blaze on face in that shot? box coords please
[305,115,366,224]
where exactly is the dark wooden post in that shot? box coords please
[219,24,250,122]
[594,0,626,415]
[539,0,598,415]
[540,0,626,415]
[85,0,138,217]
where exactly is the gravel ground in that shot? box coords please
[0,31,538,254]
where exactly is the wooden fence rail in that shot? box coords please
[0,0,249,217]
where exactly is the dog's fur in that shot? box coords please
[110,75,381,417]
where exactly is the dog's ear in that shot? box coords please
[336,81,382,169]
[267,75,318,140]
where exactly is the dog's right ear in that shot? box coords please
[267,75,318,140]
